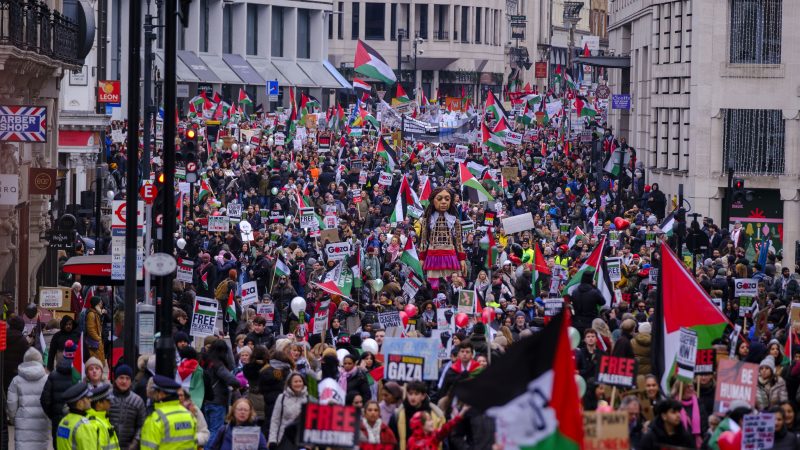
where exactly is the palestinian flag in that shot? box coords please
[484,90,508,123]
[238,88,252,106]
[588,210,599,230]
[653,243,730,393]
[467,161,488,179]
[567,227,584,249]
[482,228,498,269]
[353,77,371,93]
[376,136,397,171]
[454,312,583,450]
[354,40,397,84]
[289,87,297,121]
[302,93,321,111]
[562,237,614,309]
[313,261,353,299]
[391,84,411,106]
[482,122,506,153]
[482,171,502,193]
[390,175,422,224]
[399,238,424,279]
[198,179,215,202]
[531,241,550,295]
[225,289,237,322]
[603,148,629,177]
[492,116,511,138]
[459,163,494,203]
[200,272,209,290]
[518,102,535,126]
[574,97,597,118]
[660,212,675,237]
[419,177,431,207]
[274,258,291,278]
[565,73,578,91]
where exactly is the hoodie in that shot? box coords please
[47,317,80,371]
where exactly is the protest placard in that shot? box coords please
[714,359,758,413]
[190,296,218,338]
[457,290,476,315]
[648,268,659,285]
[325,242,351,262]
[256,303,275,326]
[741,413,775,450]
[501,213,535,234]
[227,202,242,219]
[176,259,194,283]
[300,403,360,448]
[385,354,424,382]
[735,278,758,297]
[606,258,622,282]
[583,412,629,450]
[378,172,393,186]
[597,355,637,388]
[299,207,316,229]
[240,281,259,306]
[39,287,70,310]
[739,296,753,317]
[695,348,716,374]
[382,338,441,380]
[402,272,422,300]
[544,298,564,317]
[378,311,402,329]
[231,426,262,450]
[312,300,330,335]
[676,327,698,383]
[208,216,230,232]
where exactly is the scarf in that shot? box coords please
[362,417,382,443]
[338,366,358,392]
[680,396,702,447]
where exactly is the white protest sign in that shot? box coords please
[734,278,758,297]
[501,213,535,234]
[39,288,66,309]
[676,327,698,383]
[504,131,523,145]
[176,259,194,283]
[227,202,243,219]
[378,310,403,329]
[240,281,259,306]
[378,172,393,186]
[325,242,351,261]
[544,298,564,317]
[232,426,262,450]
[274,132,285,146]
[300,207,316,229]
[454,145,468,163]
[208,216,230,232]
[190,296,218,338]
[742,413,775,450]
[606,257,622,282]
[256,303,275,326]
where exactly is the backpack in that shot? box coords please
[215,279,232,302]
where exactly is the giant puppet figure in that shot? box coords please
[418,187,466,289]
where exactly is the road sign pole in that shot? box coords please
[144,204,153,305]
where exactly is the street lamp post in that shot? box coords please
[562,2,583,135]
[413,34,423,99]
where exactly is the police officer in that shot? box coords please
[86,383,120,450]
[141,375,196,449]
[56,382,99,450]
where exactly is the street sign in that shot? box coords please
[268,80,279,102]
[186,162,197,172]
[144,253,177,276]
[140,182,157,204]
[595,85,611,99]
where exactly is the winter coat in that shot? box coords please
[40,356,76,428]
[632,332,652,376]
[571,283,605,333]
[7,361,50,449]
[85,307,105,363]
[359,418,398,447]
[108,387,147,448]
[772,427,799,450]
[258,360,292,437]
[208,422,268,450]
[757,376,789,410]
[447,409,495,450]
[575,346,606,380]
[344,368,372,402]
[268,387,308,444]
[639,416,694,450]
[204,361,241,406]
[3,327,30,392]
[612,331,635,359]
[46,316,79,371]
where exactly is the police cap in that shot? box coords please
[63,382,91,404]
[152,374,181,394]
[89,383,112,402]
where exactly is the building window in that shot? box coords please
[338,2,344,40]
[352,2,360,40]
[329,9,333,40]
[475,8,481,43]
[418,4,428,39]
[297,9,310,58]
[365,3,385,40]
[222,5,232,53]
[729,0,781,64]
[200,0,209,52]
[247,5,258,55]
[723,109,785,175]
[271,6,284,57]
[390,4,397,40]
[461,8,469,43]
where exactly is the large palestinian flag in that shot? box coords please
[459,163,494,203]
[376,135,398,172]
[354,40,397,84]
[653,243,730,393]
[454,312,583,450]
[390,175,422,224]
[481,122,506,153]
[562,236,614,308]
[313,261,354,299]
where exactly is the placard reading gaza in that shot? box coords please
[299,403,359,448]
[597,355,637,388]
[384,354,424,382]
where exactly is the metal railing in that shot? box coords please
[0,0,79,65]
[433,30,449,41]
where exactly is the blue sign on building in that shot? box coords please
[267,80,279,100]
[611,94,631,110]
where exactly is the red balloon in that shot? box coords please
[404,304,418,318]
[613,217,630,230]
[717,431,742,450]
[399,311,409,327]
[481,308,495,324]
[455,313,469,328]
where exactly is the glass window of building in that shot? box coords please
[272,6,284,57]
[365,3,385,40]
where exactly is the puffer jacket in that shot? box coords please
[632,332,652,376]
[7,361,50,450]
[757,376,789,411]
[108,387,147,448]
[40,357,76,431]
[268,386,308,444]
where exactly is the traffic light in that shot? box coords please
[732,178,753,203]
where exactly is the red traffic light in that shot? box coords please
[734,179,745,190]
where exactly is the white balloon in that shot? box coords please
[290,296,307,317]
[176,238,187,250]
[231,143,239,152]
[568,326,581,350]
[361,338,379,355]
[336,349,350,365]
[352,146,359,152]
[243,144,251,153]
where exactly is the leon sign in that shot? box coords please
[97,80,121,104]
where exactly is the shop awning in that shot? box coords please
[61,255,140,286]
[415,57,458,71]
[574,55,631,69]
[222,54,266,85]
[58,130,99,152]
[323,60,352,89]
[297,60,342,89]
[246,57,289,86]
[154,51,200,82]
[200,54,244,84]
[177,50,221,83]
[272,59,317,87]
